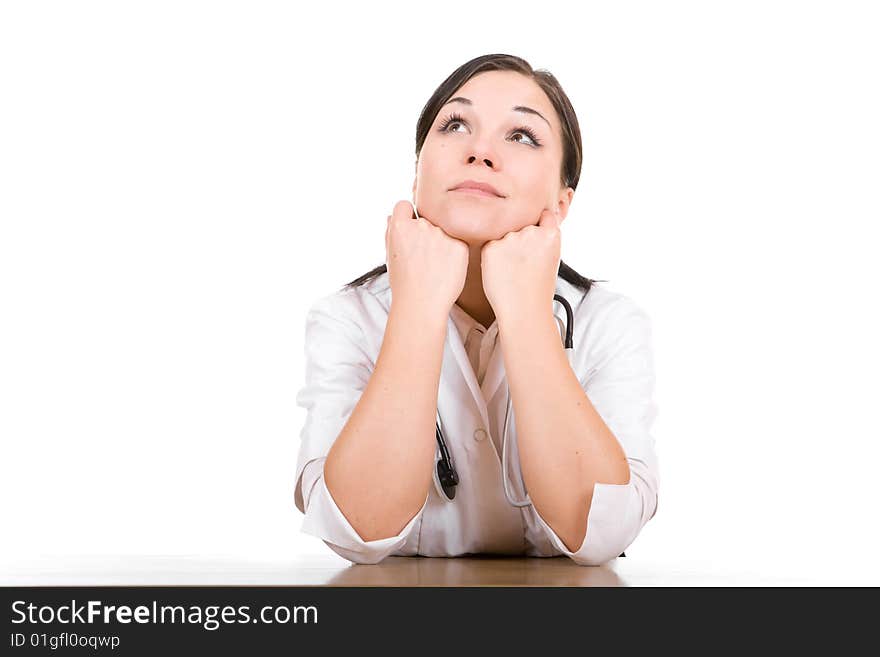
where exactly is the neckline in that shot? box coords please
[452,301,496,333]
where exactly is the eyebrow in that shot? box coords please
[442,96,551,129]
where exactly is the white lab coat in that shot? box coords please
[294,271,660,566]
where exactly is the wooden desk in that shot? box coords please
[0,554,831,586]
[322,555,626,586]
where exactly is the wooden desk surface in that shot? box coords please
[316,555,627,587]
[0,554,840,586]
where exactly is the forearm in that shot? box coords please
[323,302,447,542]
[497,309,631,552]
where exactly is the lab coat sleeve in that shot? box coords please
[294,293,427,565]
[299,457,428,564]
[531,297,660,566]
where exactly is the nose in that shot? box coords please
[468,155,494,168]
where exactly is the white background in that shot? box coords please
[2,1,878,583]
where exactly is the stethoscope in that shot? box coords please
[414,194,576,507]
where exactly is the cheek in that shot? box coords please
[501,201,544,231]
[417,142,445,175]
[418,164,446,199]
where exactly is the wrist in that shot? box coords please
[496,303,556,335]
[389,298,450,331]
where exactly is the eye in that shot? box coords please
[511,127,541,147]
[437,112,467,134]
[436,112,543,148]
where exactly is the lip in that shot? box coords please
[449,179,505,198]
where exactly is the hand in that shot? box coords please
[385,200,470,320]
[480,208,562,321]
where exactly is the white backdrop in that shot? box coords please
[2,0,878,582]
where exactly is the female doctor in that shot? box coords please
[294,53,659,566]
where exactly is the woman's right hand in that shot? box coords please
[385,200,469,319]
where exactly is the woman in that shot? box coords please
[294,54,659,566]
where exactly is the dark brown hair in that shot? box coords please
[342,53,605,294]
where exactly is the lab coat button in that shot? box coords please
[473,428,487,442]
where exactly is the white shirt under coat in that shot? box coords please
[294,271,660,566]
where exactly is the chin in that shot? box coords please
[442,219,489,238]
[442,209,497,232]
[449,228,504,247]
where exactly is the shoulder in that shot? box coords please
[306,271,391,319]
[561,280,653,374]
[582,282,650,326]
[557,277,650,328]
[302,272,393,356]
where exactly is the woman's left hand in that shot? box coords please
[481,208,562,321]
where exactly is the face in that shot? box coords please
[413,70,573,245]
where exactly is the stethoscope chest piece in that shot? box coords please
[435,417,459,501]
[436,457,458,500]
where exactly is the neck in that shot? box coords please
[455,242,495,328]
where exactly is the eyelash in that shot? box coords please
[436,112,543,147]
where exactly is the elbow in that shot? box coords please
[299,473,427,565]
[557,478,658,567]
[563,524,638,567]
[567,542,629,567]
[323,541,396,565]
